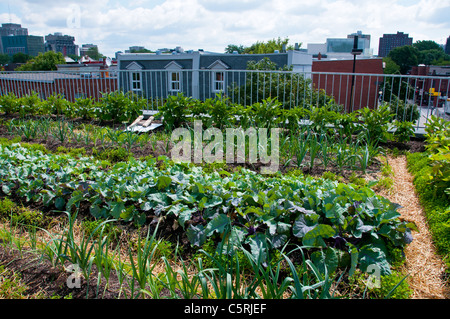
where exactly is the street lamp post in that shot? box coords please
[350,35,363,112]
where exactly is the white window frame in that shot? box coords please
[212,71,225,93]
[130,71,142,92]
[207,60,229,94]
[168,71,182,92]
[126,61,144,93]
[165,61,183,93]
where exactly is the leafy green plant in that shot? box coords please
[41,93,69,116]
[0,92,20,115]
[74,97,96,120]
[0,142,415,278]
[392,120,415,143]
[156,93,192,131]
[357,104,394,145]
[423,116,450,198]
[19,91,42,116]
[96,91,144,123]
[204,93,235,129]
[250,97,283,129]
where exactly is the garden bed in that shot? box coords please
[1,91,447,300]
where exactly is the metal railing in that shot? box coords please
[0,69,449,129]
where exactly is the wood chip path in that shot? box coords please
[376,155,449,299]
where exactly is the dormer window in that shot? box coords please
[207,60,230,93]
[213,71,225,92]
[126,61,143,92]
[165,61,183,93]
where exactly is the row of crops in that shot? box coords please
[0,90,430,299]
[0,140,415,277]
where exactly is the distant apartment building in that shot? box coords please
[1,34,45,57]
[45,32,79,56]
[378,32,413,57]
[0,23,28,54]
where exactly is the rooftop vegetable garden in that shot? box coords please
[0,90,448,300]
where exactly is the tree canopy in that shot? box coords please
[413,40,442,52]
[85,47,104,60]
[382,57,401,74]
[388,45,420,74]
[0,53,10,66]
[225,37,300,54]
[16,51,66,71]
[388,40,450,73]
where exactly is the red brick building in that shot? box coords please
[312,58,384,112]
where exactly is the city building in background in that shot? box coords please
[378,31,413,57]
[0,23,29,54]
[307,31,373,60]
[45,32,78,56]
[1,34,45,57]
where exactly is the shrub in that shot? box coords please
[19,91,42,116]
[156,93,192,131]
[357,104,394,145]
[0,92,20,115]
[204,93,235,129]
[407,151,450,271]
[40,93,70,116]
[392,120,415,143]
[73,97,96,120]
[423,116,450,199]
[388,97,420,123]
[96,91,145,123]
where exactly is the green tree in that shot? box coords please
[224,44,245,54]
[16,51,66,71]
[419,49,449,65]
[86,47,104,60]
[243,37,297,54]
[130,48,153,53]
[413,40,442,52]
[0,53,10,65]
[388,45,420,74]
[228,57,332,110]
[382,57,400,74]
[12,52,32,64]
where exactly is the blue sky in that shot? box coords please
[1,0,449,58]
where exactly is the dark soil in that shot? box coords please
[0,244,123,299]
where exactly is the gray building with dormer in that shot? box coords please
[117,49,312,101]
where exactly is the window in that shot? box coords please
[212,71,225,93]
[165,61,183,93]
[169,71,181,92]
[207,60,229,94]
[130,71,142,92]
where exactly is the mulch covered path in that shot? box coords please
[375,155,450,299]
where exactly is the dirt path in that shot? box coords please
[377,155,449,299]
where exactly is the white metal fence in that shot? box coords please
[1,69,449,129]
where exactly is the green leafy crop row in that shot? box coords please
[0,91,145,124]
[0,143,415,276]
[407,115,450,270]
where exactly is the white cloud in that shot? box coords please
[1,0,449,57]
